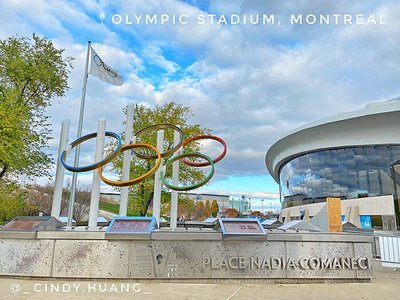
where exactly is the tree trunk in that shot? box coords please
[142,192,154,216]
[0,163,8,179]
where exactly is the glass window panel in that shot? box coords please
[279,145,400,208]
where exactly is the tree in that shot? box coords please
[178,196,196,220]
[223,208,239,218]
[205,200,211,217]
[162,194,196,221]
[194,201,206,220]
[0,181,26,221]
[211,200,219,217]
[250,210,263,218]
[26,183,91,222]
[0,34,73,180]
[113,102,211,216]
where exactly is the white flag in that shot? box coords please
[89,46,123,86]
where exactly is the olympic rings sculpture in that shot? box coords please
[97,143,161,187]
[60,124,227,191]
[160,152,215,191]
[61,131,122,172]
[181,134,227,167]
[132,124,184,159]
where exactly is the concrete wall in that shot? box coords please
[0,234,373,280]
[281,195,395,218]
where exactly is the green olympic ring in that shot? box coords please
[160,152,215,191]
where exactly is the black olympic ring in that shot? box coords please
[93,54,118,78]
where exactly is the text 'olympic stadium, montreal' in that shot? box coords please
[266,97,400,231]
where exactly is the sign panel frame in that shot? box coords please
[105,216,157,240]
[0,216,63,239]
[218,218,266,240]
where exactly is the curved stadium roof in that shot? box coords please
[265,97,400,182]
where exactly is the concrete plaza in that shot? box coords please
[0,260,398,300]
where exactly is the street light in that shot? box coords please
[261,199,264,215]
[270,202,273,214]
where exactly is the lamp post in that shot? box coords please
[261,199,264,215]
[270,202,273,214]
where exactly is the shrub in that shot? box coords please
[0,181,27,221]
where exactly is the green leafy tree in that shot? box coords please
[211,200,219,217]
[112,102,211,216]
[0,181,26,221]
[0,34,73,180]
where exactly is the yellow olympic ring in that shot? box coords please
[97,143,161,187]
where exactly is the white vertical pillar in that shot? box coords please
[153,130,164,227]
[88,118,107,229]
[119,103,135,216]
[170,130,181,230]
[51,119,70,217]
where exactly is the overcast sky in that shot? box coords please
[1,0,399,211]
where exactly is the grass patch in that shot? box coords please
[99,201,119,214]
[99,201,137,216]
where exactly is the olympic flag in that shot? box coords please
[89,46,124,86]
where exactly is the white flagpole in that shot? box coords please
[67,41,91,228]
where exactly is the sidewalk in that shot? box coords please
[0,261,399,300]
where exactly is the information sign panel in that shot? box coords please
[106,217,156,234]
[219,218,266,237]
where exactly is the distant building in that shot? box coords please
[229,197,251,213]
[182,193,229,212]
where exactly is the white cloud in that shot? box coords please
[142,44,179,74]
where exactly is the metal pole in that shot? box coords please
[261,199,264,215]
[153,130,164,227]
[51,119,70,217]
[88,118,106,229]
[119,103,135,216]
[67,41,91,228]
[170,129,181,230]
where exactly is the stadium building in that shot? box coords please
[266,98,400,230]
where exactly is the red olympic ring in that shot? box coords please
[181,134,227,167]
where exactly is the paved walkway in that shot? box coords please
[0,261,399,300]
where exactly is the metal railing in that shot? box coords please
[372,231,400,268]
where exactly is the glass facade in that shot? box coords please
[279,145,400,208]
